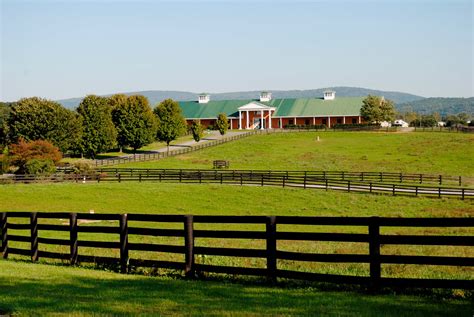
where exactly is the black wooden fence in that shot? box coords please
[1,212,473,289]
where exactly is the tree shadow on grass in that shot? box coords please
[0,271,471,316]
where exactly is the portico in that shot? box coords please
[238,102,276,130]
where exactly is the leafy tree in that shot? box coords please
[216,113,229,135]
[360,95,395,124]
[0,102,12,149]
[9,139,62,174]
[7,97,81,153]
[77,95,117,159]
[154,99,186,153]
[409,115,437,127]
[111,95,157,153]
[0,146,10,173]
[190,120,204,142]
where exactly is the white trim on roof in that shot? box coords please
[238,101,276,111]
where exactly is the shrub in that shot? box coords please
[9,139,62,174]
[25,159,56,175]
[72,160,93,174]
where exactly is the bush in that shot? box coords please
[72,160,93,174]
[9,139,62,174]
[25,159,56,175]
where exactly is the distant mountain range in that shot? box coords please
[55,87,472,116]
[398,97,474,116]
[56,87,424,109]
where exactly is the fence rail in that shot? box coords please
[1,212,473,290]
[3,169,469,199]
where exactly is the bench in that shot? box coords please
[213,160,230,169]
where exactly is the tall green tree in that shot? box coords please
[0,102,12,149]
[154,99,186,153]
[77,95,117,159]
[7,97,82,153]
[216,113,229,135]
[360,95,395,124]
[190,120,204,142]
[111,95,157,153]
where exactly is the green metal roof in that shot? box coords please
[179,100,253,119]
[178,97,363,119]
[268,97,364,117]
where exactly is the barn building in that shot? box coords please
[179,91,364,130]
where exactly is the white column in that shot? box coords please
[313,117,315,125]
[260,110,264,130]
[358,116,361,124]
[246,111,249,129]
[328,116,331,128]
[239,111,242,130]
[268,110,272,129]
[279,118,282,128]
[230,118,233,130]
[343,116,345,124]
[294,117,297,125]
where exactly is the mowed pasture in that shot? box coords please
[1,183,473,281]
[2,261,471,317]
[1,131,473,315]
[117,132,474,178]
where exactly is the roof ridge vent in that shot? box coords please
[198,93,210,104]
[260,91,272,102]
[323,90,335,100]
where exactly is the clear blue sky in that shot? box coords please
[1,0,472,101]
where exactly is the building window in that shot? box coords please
[305,119,310,125]
[322,119,327,125]
[352,118,357,124]
[289,119,294,125]
[337,118,342,124]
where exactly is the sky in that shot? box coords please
[1,0,473,101]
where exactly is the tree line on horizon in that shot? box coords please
[0,95,191,160]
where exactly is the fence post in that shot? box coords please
[303,174,307,189]
[240,174,243,186]
[0,212,7,259]
[369,217,381,291]
[179,170,182,183]
[118,173,121,183]
[30,212,38,262]
[369,182,372,193]
[347,181,351,192]
[139,174,142,183]
[282,175,286,188]
[459,176,462,186]
[184,215,195,278]
[266,216,277,283]
[438,187,441,199]
[462,189,465,200]
[325,179,328,191]
[70,213,78,265]
[439,175,442,185]
[261,174,264,186]
[415,186,418,197]
[119,214,129,274]
[399,173,402,183]
[419,174,423,184]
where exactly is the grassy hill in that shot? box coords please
[118,132,474,178]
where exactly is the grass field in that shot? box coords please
[0,260,471,317]
[116,132,474,177]
[1,182,472,281]
[2,131,473,315]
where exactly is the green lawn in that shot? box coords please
[1,182,472,281]
[117,132,474,177]
[0,260,471,317]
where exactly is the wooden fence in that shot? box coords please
[1,212,473,289]
[97,168,464,186]
[4,169,468,199]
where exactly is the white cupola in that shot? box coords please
[323,90,335,100]
[260,91,272,102]
[198,93,210,104]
